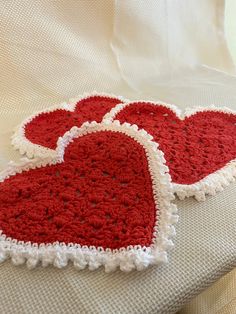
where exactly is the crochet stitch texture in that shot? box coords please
[107,102,236,184]
[0,122,178,271]
[25,95,123,150]
[0,131,156,248]
[12,94,236,200]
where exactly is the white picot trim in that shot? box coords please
[11,91,128,159]
[103,101,236,201]
[0,121,178,272]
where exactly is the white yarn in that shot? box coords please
[11,91,128,159]
[103,100,236,201]
[0,121,178,272]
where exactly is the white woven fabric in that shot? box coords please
[0,1,235,313]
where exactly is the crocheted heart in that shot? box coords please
[104,102,236,200]
[1,122,177,271]
[12,93,125,158]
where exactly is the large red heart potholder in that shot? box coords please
[0,122,178,272]
[103,102,236,201]
[12,93,127,158]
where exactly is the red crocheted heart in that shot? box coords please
[1,129,157,249]
[23,94,124,151]
[107,102,236,185]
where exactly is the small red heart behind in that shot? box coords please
[23,94,124,151]
[1,130,157,249]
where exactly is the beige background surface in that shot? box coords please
[0,1,236,313]
[180,268,236,314]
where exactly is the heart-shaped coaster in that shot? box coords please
[12,92,127,158]
[1,121,178,272]
[103,102,236,201]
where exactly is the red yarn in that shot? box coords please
[0,131,156,249]
[25,96,123,149]
[115,103,236,184]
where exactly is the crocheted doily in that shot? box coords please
[103,101,236,201]
[12,92,127,158]
[0,122,178,272]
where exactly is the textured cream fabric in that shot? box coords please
[179,268,236,314]
[0,1,236,313]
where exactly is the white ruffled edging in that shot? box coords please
[11,91,128,159]
[103,101,236,201]
[0,121,178,272]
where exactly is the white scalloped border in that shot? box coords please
[103,101,236,201]
[0,121,178,272]
[11,91,129,159]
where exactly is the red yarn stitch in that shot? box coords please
[0,131,156,249]
[115,103,236,184]
[25,96,123,149]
